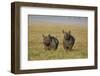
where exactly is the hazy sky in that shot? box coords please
[28,15,88,26]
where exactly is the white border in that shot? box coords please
[20,7,95,70]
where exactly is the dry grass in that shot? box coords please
[28,22,88,60]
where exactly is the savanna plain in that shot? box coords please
[28,22,88,60]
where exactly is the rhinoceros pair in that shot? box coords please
[42,30,75,51]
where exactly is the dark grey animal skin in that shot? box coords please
[62,30,75,51]
[42,34,59,50]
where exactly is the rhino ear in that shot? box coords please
[42,34,45,38]
[62,30,65,33]
[48,34,51,37]
[69,30,71,35]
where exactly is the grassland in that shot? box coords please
[28,22,88,60]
